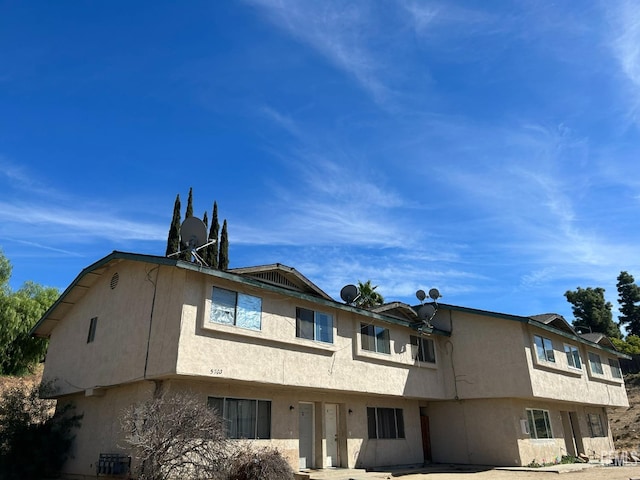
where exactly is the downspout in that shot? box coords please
[143,266,160,380]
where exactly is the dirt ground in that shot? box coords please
[363,465,640,480]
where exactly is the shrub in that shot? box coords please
[121,389,228,480]
[0,381,82,479]
[227,444,294,480]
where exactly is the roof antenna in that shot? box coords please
[167,217,216,266]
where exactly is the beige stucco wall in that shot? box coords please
[430,398,617,467]
[42,263,184,396]
[60,381,154,479]
[432,310,534,400]
[525,326,628,407]
[175,271,448,400]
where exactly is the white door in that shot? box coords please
[324,404,338,467]
[298,403,314,469]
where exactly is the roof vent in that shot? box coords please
[110,272,120,290]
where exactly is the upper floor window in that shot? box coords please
[609,358,622,379]
[367,407,405,439]
[210,287,262,330]
[533,335,555,363]
[587,413,605,437]
[296,307,333,343]
[361,324,390,354]
[526,408,552,439]
[87,317,98,343]
[564,344,582,370]
[410,335,436,363]
[208,397,271,439]
[588,352,603,375]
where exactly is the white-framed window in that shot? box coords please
[564,344,582,370]
[587,413,605,437]
[367,407,405,439]
[588,352,604,375]
[87,317,98,343]
[533,335,555,363]
[361,324,390,354]
[207,397,271,439]
[210,287,262,330]
[609,358,622,379]
[296,307,333,343]
[410,335,436,363]
[526,408,552,439]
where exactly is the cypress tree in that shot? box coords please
[165,194,181,257]
[205,202,219,269]
[179,188,194,261]
[203,211,208,228]
[218,219,229,270]
[185,187,194,218]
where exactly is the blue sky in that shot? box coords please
[1,1,639,324]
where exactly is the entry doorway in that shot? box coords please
[420,408,432,462]
[299,403,314,469]
[324,403,339,467]
[561,411,584,457]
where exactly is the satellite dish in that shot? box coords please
[418,304,436,322]
[428,288,440,300]
[180,217,208,249]
[340,284,360,304]
[416,289,426,302]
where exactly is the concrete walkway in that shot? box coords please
[296,462,604,480]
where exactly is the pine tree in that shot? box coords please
[617,271,640,336]
[165,194,181,257]
[218,219,229,270]
[565,286,621,338]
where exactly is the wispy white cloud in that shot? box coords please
[604,1,640,124]
[245,0,396,106]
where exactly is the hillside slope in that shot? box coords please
[610,373,640,451]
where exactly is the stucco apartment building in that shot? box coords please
[32,251,629,478]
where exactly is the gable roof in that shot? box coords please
[371,302,420,322]
[529,313,576,334]
[228,264,332,300]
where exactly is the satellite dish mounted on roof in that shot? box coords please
[340,284,361,305]
[167,217,216,266]
[415,287,442,330]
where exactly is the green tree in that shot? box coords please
[611,335,640,355]
[204,202,219,269]
[185,187,194,219]
[0,381,82,479]
[0,252,59,375]
[565,286,621,339]
[354,280,384,309]
[617,271,640,336]
[218,220,229,270]
[165,194,181,257]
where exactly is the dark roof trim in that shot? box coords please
[31,251,451,338]
[436,303,630,360]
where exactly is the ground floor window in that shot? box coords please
[367,407,405,439]
[526,408,552,439]
[208,397,271,439]
[588,413,605,437]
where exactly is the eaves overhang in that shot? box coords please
[436,303,630,360]
[31,250,452,339]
